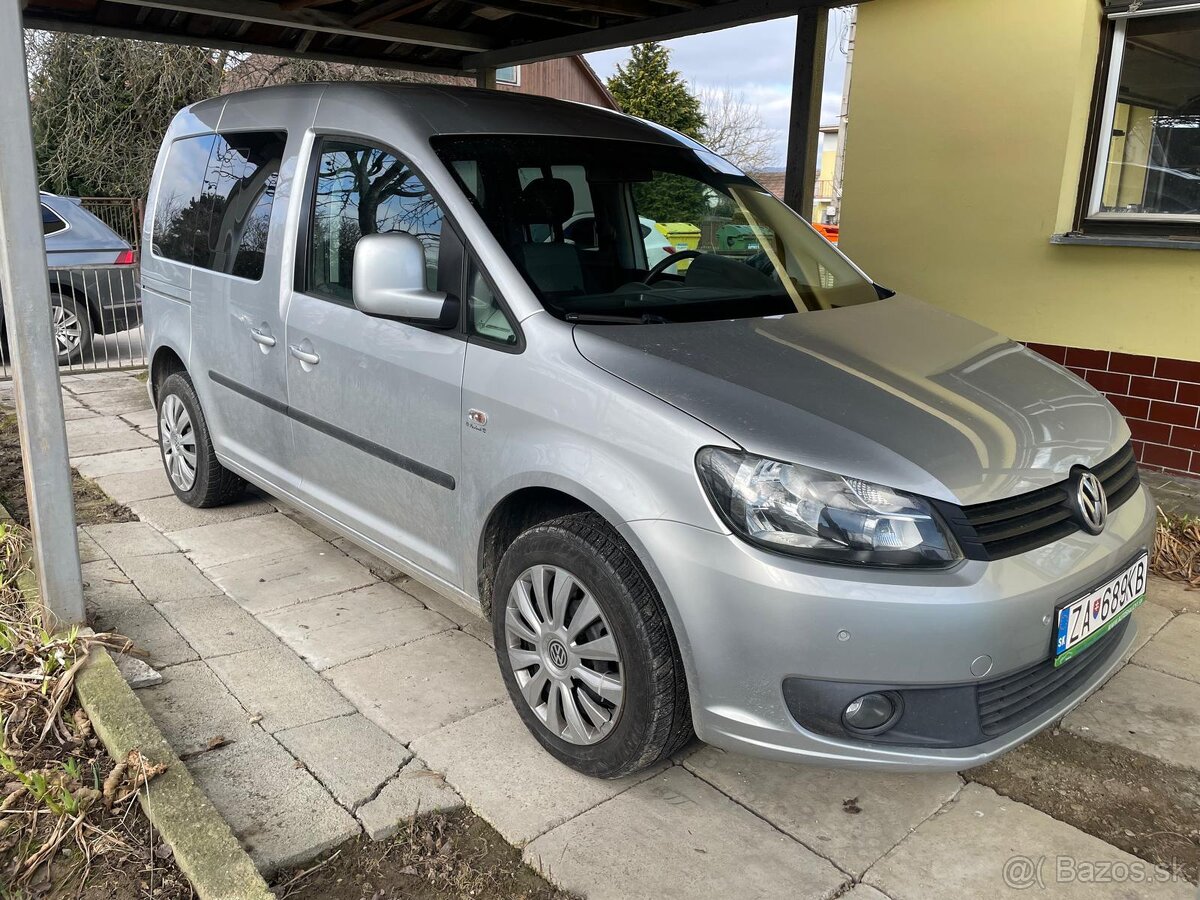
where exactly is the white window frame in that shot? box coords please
[495,65,520,86]
[1088,3,1200,222]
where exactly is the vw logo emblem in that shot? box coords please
[1072,469,1108,535]
[546,639,569,670]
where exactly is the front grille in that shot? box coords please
[942,442,1139,561]
[977,617,1128,736]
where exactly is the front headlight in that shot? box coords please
[696,448,961,568]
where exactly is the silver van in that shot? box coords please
[143,84,1154,778]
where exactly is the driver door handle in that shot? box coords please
[289,344,320,366]
[249,327,276,348]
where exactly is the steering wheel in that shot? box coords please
[646,249,703,283]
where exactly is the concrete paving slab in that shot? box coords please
[74,446,163,478]
[63,405,99,421]
[138,426,159,443]
[84,391,154,417]
[85,521,178,560]
[67,427,153,458]
[839,886,890,900]
[120,407,159,429]
[413,703,659,846]
[1127,601,1174,659]
[128,494,275,533]
[399,579,494,647]
[188,735,360,876]
[208,645,354,734]
[81,559,141,613]
[114,551,223,605]
[76,529,108,564]
[92,468,172,504]
[276,713,411,809]
[158,594,279,659]
[684,746,963,876]
[356,761,464,841]
[1132,613,1200,683]
[169,513,330,569]
[327,630,507,745]
[259,582,425,639]
[139,660,259,756]
[524,766,849,900]
[330,536,409,580]
[863,783,1192,899]
[208,548,378,615]
[1063,663,1200,772]
[260,594,453,671]
[88,600,199,668]
[64,415,131,438]
[279,509,343,544]
[66,374,142,395]
[1146,576,1197,614]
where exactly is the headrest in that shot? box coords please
[520,177,575,226]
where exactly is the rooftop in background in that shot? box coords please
[24,0,833,75]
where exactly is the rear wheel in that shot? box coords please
[51,291,92,365]
[157,372,245,507]
[492,512,692,778]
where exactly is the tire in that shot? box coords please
[156,371,245,508]
[492,512,692,778]
[51,291,92,365]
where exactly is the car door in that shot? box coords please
[285,137,466,586]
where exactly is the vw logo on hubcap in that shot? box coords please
[546,639,569,670]
[1071,469,1108,535]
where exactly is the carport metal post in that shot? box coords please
[0,0,85,625]
[783,7,828,220]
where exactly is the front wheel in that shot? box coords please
[492,512,692,778]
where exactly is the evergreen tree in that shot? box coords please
[607,43,708,224]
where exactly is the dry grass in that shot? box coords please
[1151,509,1200,589]
[0,522,184,897]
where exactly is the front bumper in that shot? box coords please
[623,482,1155,771]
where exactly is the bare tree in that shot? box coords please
[696,86,777,173]
[222,53,460,91]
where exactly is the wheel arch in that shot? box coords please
[149,344,189,404]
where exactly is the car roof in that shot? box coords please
[201,82,702,152]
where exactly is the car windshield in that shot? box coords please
[433,135,879,324]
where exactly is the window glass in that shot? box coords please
[1097,12,1200,216]
[308,141,443,301]
[151,131,286,278]
[496,66,519,85]
[41,204,67,236]
[434,135,877,325]
[467,269,516,345]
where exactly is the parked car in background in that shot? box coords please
[0,193,142,365]
[144,84,1152,780]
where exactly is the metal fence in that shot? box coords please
[0,264,146,380]
[79,197,144,255]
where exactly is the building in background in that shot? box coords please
[813,125,840,224]
[839,0,1200,478]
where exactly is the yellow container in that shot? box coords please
[654,222,701,251]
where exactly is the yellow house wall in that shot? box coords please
[838,0,1200,361]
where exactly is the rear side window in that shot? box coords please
[151,130,287,280]
[41,204,68,236]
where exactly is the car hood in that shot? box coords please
[572,295,1129,506]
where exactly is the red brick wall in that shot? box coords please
[1025,343,1200,478]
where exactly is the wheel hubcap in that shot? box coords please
[159,394,197,491]
[504,564,624,746]
[51,304,81,358]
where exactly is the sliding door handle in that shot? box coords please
[288,344,321,366]
[249,327,276,348]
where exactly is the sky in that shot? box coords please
[584,10,853,170]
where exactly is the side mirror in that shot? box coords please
[352,232,458,328]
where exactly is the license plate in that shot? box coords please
[1053,553,1147,667]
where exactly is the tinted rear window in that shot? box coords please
[41,204,67,236]
[151,130,286,280]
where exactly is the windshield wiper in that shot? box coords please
[565,312,669,325]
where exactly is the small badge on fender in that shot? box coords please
[467,409,488,432]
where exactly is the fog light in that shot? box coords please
[842,692,900,734]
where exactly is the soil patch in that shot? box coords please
[0,410,134,527]
[274,809,574,900]
[967,729,1199,883]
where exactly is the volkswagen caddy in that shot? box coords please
[143,84,1153,777]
